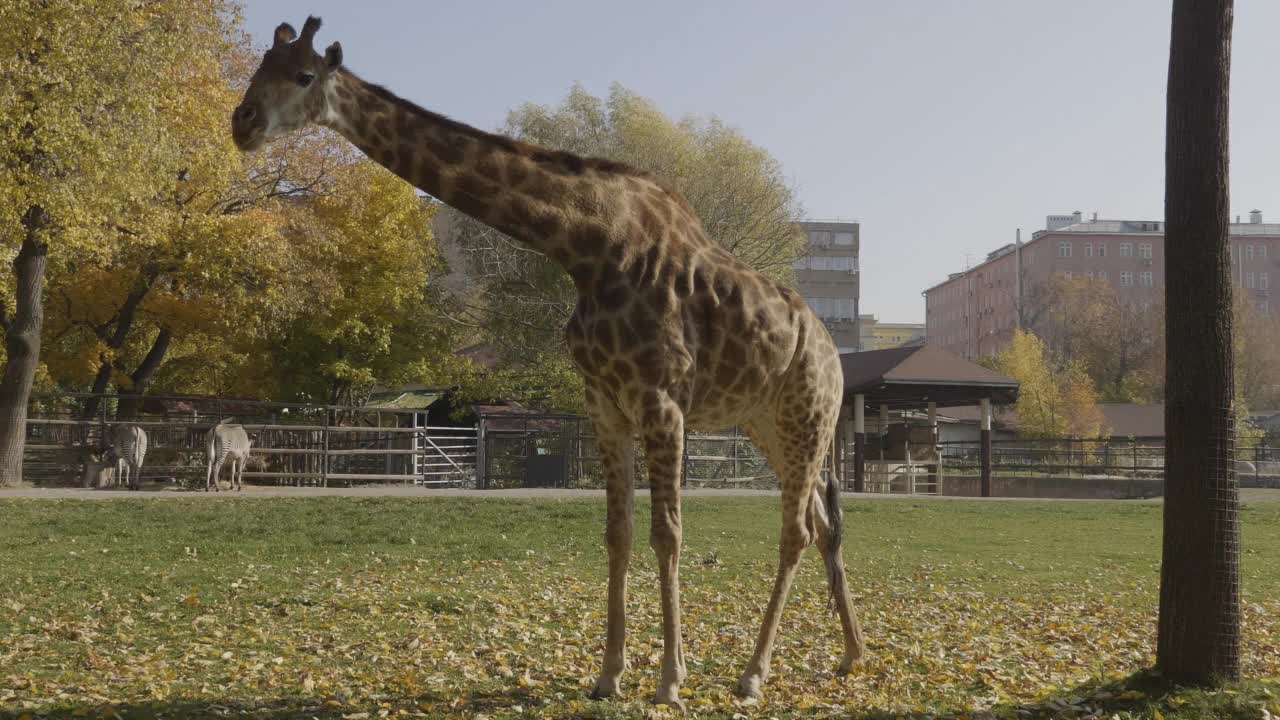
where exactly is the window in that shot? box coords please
[809,231,834,247]
[806,297,855,321]
[1120,271,1134,287]
[1098,270,1108,281]
[1263,244,1270,260]
[1246,245,1255,261]
[1263,300,1272,318]
[1058,241,1072,258]
[1098,243,1107,257]
[1261,273,1270,291]
[1085,243,1094,258]
[792,256,808,270]
[833,231,855,246]
[1120,242,1134,257]
[1139,243,1153,259]
[1246,272,1256,289]
[806,256,855,272]
[1140,271,1153,287]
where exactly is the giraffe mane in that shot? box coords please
[340,69,695,212]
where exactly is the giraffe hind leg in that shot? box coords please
[810,476,866,673]
[736,380,860,697]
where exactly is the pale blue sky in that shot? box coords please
[242,1,1280,323]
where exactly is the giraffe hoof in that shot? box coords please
[735,673,764,700]
[837,653,864,676]
[652,687,685,711]
[589,675,622,700]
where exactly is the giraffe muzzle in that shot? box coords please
[231,103,265,151]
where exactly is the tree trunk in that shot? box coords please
[1158,0,1239,684]
[0,208,51,487]
[115,327,172,420]
[81,282,151,420]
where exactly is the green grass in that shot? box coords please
[1,496,1277,719]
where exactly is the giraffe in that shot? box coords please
[231,16,866,706]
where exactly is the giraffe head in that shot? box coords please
[232,16,343,151]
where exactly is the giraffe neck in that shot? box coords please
[322,69,619,276]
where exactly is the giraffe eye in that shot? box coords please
[295,72,316,88]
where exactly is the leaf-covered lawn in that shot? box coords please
[1,496,1277,719]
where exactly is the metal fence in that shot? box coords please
[475,416,778,489]
[933,438,1279,487]
[22,394,1280,492]
[23,393,477,488]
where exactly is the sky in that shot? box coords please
[242,1,1280,323]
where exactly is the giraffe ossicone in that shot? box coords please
[232,15,866,705]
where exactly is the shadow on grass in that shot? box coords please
[1,671,1274,719]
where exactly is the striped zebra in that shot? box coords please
[106,425,148,490]
[205,420,253,492]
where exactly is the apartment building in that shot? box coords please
[925,210,1280,360]
[792,220,861,352]
[860,315,925,350]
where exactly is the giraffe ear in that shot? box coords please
[273,22,297,48]
[324,41,343,70]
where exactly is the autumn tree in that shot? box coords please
[41,130,352,418]
[1233,295,1280,411]
[988,330,1108,439]
[1158,0,1239,684]
[1026,275,1165,402]
[0,0,245,484]
[441,84,806,410]
[242,161,456,406]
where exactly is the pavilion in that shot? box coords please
[835,345,1019,496]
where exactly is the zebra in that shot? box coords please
[205,420,253,492]
[105,425,147,490]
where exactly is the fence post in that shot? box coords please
[99,394,108,451]
[732,427,740,482]
[682,430,690,488]
[980,398,992,497]
[853,395,866,493]
[322,411,329,488]
[476,418,487,490]
[928,401,938,494]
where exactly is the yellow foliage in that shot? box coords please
[992,330,1109,439]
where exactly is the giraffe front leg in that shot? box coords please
[590,430,635,700]
[643,404,687,710]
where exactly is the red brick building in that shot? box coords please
[925,211,1279,360]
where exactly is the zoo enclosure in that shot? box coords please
[22,393,1280,491]
[24,393,477,487]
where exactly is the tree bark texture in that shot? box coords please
[114,327,172,420]
[0,208,50,487]
[1158,0,1240,684]
[81,282,152,420]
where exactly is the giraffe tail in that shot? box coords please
[822,470,844,609]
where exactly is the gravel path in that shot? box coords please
[2,484,1278,503]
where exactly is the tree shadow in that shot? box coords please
[0,671,1271,719]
